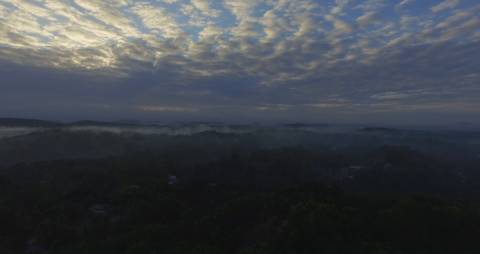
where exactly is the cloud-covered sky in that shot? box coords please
[0,0,479,125]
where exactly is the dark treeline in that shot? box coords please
[1,126,480,253]
[1,144,480,253]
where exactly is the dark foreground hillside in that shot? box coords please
[1,126,480,253]
[1,150,480,254]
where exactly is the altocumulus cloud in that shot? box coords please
[0,0,479,125]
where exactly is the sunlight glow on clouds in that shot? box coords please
[0,0,479,123]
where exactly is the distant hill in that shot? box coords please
[283,123,329,128]
[0,118,62,127]
[68,120,140,127]
[359,127,401,133]
[0,118,148,128]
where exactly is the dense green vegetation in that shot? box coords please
[1,145,480,254]
[1,124,480,253]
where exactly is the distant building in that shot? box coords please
[89,204,108,216]
[26,238,46,254]
[349,165,365,170]
[124,185,140,193]
[168,175,178,185]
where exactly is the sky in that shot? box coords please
[0,0,479,125]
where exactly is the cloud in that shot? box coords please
[255,104,292,111]
[431,0,461,13]
[325,15,353,34]
[395,0,415,11]
[199,25,224,40]
[330,0,350,16]
[0,0,479,124]
[132,3,184,39]
[73,0,139,36]
[356,11,378,26]
[371,91,413,100]
[223,0,260,21]
[137,105,199,113]
[191,0,220,17]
